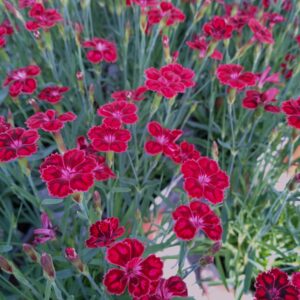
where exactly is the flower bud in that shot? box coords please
[0,256,13,274]
[23,243,39,263]
[40,253,56,280]
[76,71,84,81]
[199,255,214,267]
[65,248,87,274]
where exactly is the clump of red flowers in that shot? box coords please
[254,268,300,300]
[86,217,125,248]
[216,64,256,90]
[172,200,222,241]
[103,238,163,297]
[181,157,230,204]
[3,65,41,97]
[145,63,195,99]
[25,3,63,32]
[83,38,118,64]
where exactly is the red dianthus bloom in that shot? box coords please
[248,18,274,44]
[3,65,41,97]
[145,63,195,99]
[147,2,185,27]
[242,89,281,113]
[86,217,125,248]
[103,238,163,297]
[181,157,230,204]
[168,141,201,164]
[26,109,76,132]
[88,124,131,153]
[25,3,63,31]
[83,38,118,64]
[172,201,222,241]
[40,149,97,198]
[38,86,69,104]
[111,86,147,102]
[254,268,299,300]
[0,128,39,162]
[145,121,182,156]
[203,16,233,40]
[97,101,138,128]
[216,64,256,90]
[282,97,300,129]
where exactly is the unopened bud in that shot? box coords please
[41,253,56,280]
[199,255,214,267]
[212,141,219,162]
[93,191,102,217]
[23,243,39,263]
[65,248,87,274]
[211,241,222,254]
[0,256,13,274]
[76,71,84,81]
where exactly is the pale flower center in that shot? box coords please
[14,71,27,80]
[198,174,210,185]
[157,135,168,144]
[96,42,106,51]
[104,134,116,143]
[230,72,239,80]
[112,111,122,119]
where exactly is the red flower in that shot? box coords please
[83,38,117,64]
[86,217,125,248]
[145,121,182,156]
[38,86,69,104]
[111,86,148,102]
[19,0,35,9]
[26,109,76,133]
[103,238,163,297]
[256,67,280,89]
[172,201,222,241]
[282,97,300,129]
[135,276,188,300]
[25,3,63,31]
[229,15,249,32]
[76,136,115,180]
[203,16,233,40]
[181,157,229,204]
[132,0,159,7]
[76,135,97,155]
[242,89,281,113]
[216,64,256,90]
[254,268,299,300]
[248,18,274,44]
[0,128,39,162]
[186,35,208,58]
[3,65,41,97]
[0,27,7,48]
[145,63,195,99]
[147,2,185,27]
[40,149,97,198]
[0,20,14,36]
[90,155,116,181]
[292,272,300,289]
[0,116,11,134]
[168,141,201,164]
[88,124,131,153]
[97,101,138,128]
